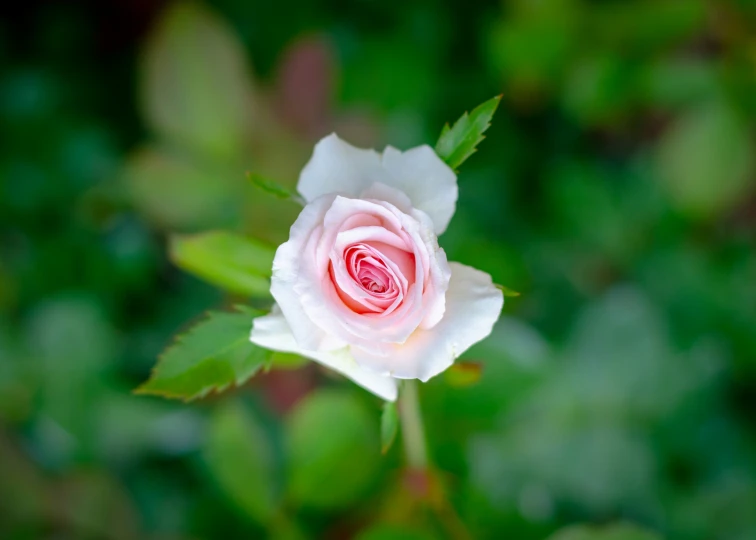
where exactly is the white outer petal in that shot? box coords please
[381,145,458,235]
[250,307,398,401]
[297,134,458,235]
[269,194,343,351]
[297,134,385,202]
[351,262,503,380]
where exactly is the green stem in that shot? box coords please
[399,380,428,469]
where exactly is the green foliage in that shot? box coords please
[435,95,502,170]
[286,390,381,509]
[203,401,278,524]
[380,401,398,454]
[5,0,756,538]
[136,309,268,401]
[139,2,254,160]
[444,362,483,388]
[247,172,300,202]
[356,525,437,540]
[547,523,662,540]
[656,101,754,219]
[169,231,275,297]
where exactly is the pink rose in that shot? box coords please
[250,134,503,400]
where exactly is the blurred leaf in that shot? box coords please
[486,2,579,101]
[355,524,436,540]
[547,522,662,540]
[136,308,268,401]
[247,172,301,203]
[269,352,309,371]
[657,101,754,219]
[381,401,398,455]
[286,389,381,508]
[435,95,501,170]
[562,54,638,125]
[203,401,277,524]
[125,146,242,230]
[445,362,483,387]
[640,59,720,110]
[170,231,275,297]
[140,2,255,159]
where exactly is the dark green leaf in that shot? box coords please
[136,308,268,401]
[203,401,277,524]
[170,231,275,297]
[380,401,398,455]
[434,95,502,170]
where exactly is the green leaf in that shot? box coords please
[136,309,268,401]
[286,389,381,509]
[203,401,277,524]
[170,231,275,297]
[656,101,754,220]
[435,95,502,170]
[380,401,398,455]
[445,361,483,387]
[140,2,256,159]
[247,172,301,203]
[495,283,521,297]
[269,352,309,371]
[546,523,663,540]
[356,525,436,540]
[125,146,243,231]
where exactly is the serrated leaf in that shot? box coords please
[136,309,268,401]
[203,401,278,524]
[247,172,302,204]
[170,231,275,297]
[445,361,483,387]
[380,401,399,455]
[495,283,521,297]
[435,95,502,170]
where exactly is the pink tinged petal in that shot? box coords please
[250,307,398,401]
[350,262,503,380]
[297,134,389,203]
[381,145,458,235]
[270,194,344,351]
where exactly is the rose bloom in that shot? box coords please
[250,134,503,401]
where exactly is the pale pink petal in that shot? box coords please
[351,262,503,379]
[250,307,398,401]
[270,194,343,351]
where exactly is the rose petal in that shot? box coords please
[381,145,458,235]
[270,193,344,351]
[297,134,386,203]
[351,262,503,380]
[250,307,398,401]
[298,136,458,236]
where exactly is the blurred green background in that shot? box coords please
[2,0,756,538]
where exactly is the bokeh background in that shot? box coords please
[2,0,756,538]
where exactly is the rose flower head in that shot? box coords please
[250,134,503,401]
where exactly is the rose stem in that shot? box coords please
[399,379,428,470]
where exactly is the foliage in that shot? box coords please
[2,0,756,538]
